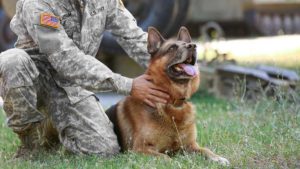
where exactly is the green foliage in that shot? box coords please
[0,89,299,168]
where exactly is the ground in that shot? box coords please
[0,88,299,169]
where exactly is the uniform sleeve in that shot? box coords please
[105,0,150,68]
[22,0,133,95]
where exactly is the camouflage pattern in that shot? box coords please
[0,0,150,156]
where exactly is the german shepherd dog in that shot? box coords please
[106,27,229,166]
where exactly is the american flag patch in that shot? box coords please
[40,13,60,29]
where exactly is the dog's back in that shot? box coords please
[105,104,123,149]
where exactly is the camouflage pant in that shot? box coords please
[0,48,119,156]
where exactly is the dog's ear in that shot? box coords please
[177,26,191,43]
[148,27,165,55]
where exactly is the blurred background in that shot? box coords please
[0,0,299,105]
[1,0,300,66]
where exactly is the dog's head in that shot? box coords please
[147,27,200,100]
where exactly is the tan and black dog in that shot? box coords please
[106,27,229,166]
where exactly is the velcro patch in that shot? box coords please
[40,13,60,29]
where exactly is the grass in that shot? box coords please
[0,88,299,169]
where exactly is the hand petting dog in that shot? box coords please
[131,74,170,108]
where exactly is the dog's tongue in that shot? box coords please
[178,64,198,76]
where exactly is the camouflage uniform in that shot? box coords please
[0,0,149,156]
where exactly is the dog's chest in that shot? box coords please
[149,118,193,152]
[144,106,195,151]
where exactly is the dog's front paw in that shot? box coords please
[211,156,230,166]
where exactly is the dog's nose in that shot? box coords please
[186,44,197,49]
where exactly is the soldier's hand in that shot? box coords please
[131,74,170,108]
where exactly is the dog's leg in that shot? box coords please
[133,148,171,160]
[131,138,171,159]
[187,142,230,166]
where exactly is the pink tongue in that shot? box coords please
[178,64,198,76]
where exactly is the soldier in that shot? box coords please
[0,0,169,158]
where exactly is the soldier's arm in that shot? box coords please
[21,1,132,95]
[106,0,150,68]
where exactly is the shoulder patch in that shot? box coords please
[40,13,60,29]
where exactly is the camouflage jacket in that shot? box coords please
[10,0,150,104]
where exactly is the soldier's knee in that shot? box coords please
[61,128,120,157]
[0,48,39,89]
[75,137,119,157]
[0,48,32,72]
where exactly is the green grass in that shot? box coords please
[0,90,299,169]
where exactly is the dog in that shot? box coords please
[106,27,229,166]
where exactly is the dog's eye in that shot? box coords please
[168,45,177,52]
